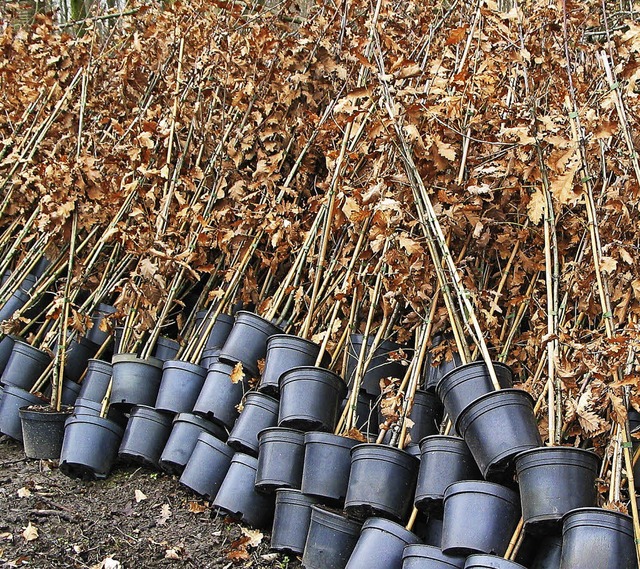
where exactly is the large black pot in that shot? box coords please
[270,489,319,555]
[212,452,275,528]
[20,405,72,459]
[464,554,527,569]
[278,366,347,432]
[345,443,419,523]
[179,432,234,499]
[301,432,360,505]
[255,427,305,492]
[154,360,207,414]
[118,405,174,469]
[441,481,521,557]
[77,359,112,402]
[0,385,44,441]
[401,544,466,569]
[218,311,282,378]
[1,341,51,391]
[110,354,164,411]
[227,392,279,456]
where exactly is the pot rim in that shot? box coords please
[161,359,207,377]
[514,445,599,472]
[111,353,164,369]
[309,505,363,532]
[436,360,513,395]
[443,480,519,504]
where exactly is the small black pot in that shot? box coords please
[278,366,347,432]
[1,341,51,391]
[86,303,116,346]
[179,432,234,499]
[227,392,279,456]
[423,346,462,393]
[415,512,444,547]
[345,443,419,523]
[341,390,379,438]
[415,435,481,514]
[403,390,442,446]
[259,334,328,396]
[302,506,363,569]
[202,312,234,350]
[346,334,407,396]
[255,427,305,493]
[218,311,282,378]
[464,554,527,569]
[0,287,30,322]
[271,489,319,555]
[193,361,249,429]
[77,359,112,402]
[401,544,465,569]
[110,354,164,411]
[515,447,599,532]
[345,517,421,569]
[199,347,220,370]
[60,415,124,480]
[456,389,542,480]
[301,432,360,505]
[118,405,174,469]
[441,481,521,557]
[436,361,513,424]
[72,397,127,428]
[212,452,275,528]
[20,405,73,459]
[0,334,17,375]
[0,385,44,440]
[153,337,181,362]
[159,412,228,475]
[530,535,562,569]
[560,508,636,569]
[62,336,99,383]
[154,360,207,414]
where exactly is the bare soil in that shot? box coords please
[0,437,301,569]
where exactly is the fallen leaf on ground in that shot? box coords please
[134,489,147,503]
[165,548,181,560]
[240,526,263,548]
[187,501,207,513]
[17,487,31,498]
[157,504,171,525]
[22,522,38,542]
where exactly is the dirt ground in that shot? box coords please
[0,437,301,569]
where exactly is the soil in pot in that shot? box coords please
[59,415,124,480]
[345,517,421,569]
[0,385,45,441]
[110,354,164,412]
[218,311,282,378]
[302,505,363,569]
[20,404,73,459]
[212,452,275,528]
[456,388,542,481]
[464,554,527,569]
[436,361,513,424]
[415,435,481,514]
[278,366,347,432]
[154,360,207,414]
[441,481,521,557]
[255,427,305,493]
[259,334,328,396]
[515,446,599,532]
[227,392,279,456]
[77,359,112,402]
[159,413,228,475]
[401,544,466,569]
[179,432,234,499]
[301,432,360,505]
[193,361,249,429]
[559,507,636,569]
[270,489,319,555]
[1,341,51,391]
[344,443,419,523]
[118,405,174,469]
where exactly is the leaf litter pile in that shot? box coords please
[2,0,640,565]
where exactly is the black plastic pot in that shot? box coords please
[271,489,319,555]
[110,354,164,411]
[278,366,347,432]
[86,303,116,346]
[415,435,481,514]
[416,512,444,547]
[202,312,234,350]
[0,287,30,322]
[515,447,599,532]
[403,390,442,445]
[423,345,462,393]
[227,392,279,456]
[345,443,419,523]
[60,378,82,406]
[72,397,127,428]
[259,334,328,395]
[199,347,220,370]
[255,427,305,492]
[20,405,72,459]
[464,554,527,569]
[62,336,99,383]
[153,336,180,362]
[560,507,636,569]
[118,405,174,469]
[0,385,44,440]
[301,432,360,505]
[154,360,207,414]
[159,412,228,475]
[530,536,562,569]
[218,311,282,378]
[456,389,542,480]
[179,432,234,499]
[302,506,363,569]
[77,359,112,402]
[436,361,513,424]
[345,517,421,569]
[0,334,17,375]
[193,361,248,429]
[441,481,521,557]
[1,341,51,391]
[341,390,379,438]
[59,415,124,480]
[401,544,465,569]
[346,334,407,396]
[212,452,275,528]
